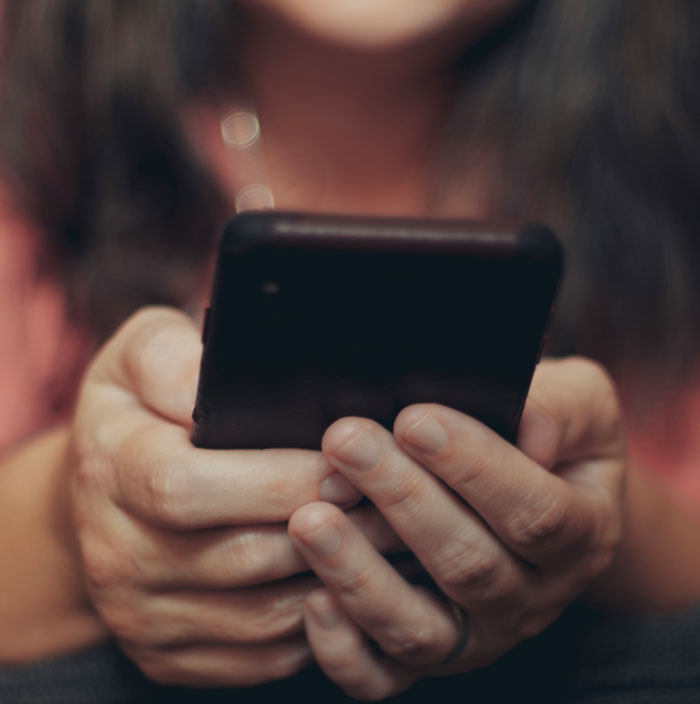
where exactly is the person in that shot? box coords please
[1,0,700,701]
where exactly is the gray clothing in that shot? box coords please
[2,605,700,703]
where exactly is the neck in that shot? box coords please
[237,10,465,215]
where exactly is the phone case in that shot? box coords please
[192,212,563,449]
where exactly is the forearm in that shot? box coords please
[586,462,700,612]
[0,426,107,664]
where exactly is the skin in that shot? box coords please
[6,306,699,685]
[230,0,517,217]
[64,308,406,686]
[3,0,700,696]
[242,0,520,49]
[290,360,625,697]
[62,310,623,691]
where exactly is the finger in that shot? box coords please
[304,589,415,701]
[73,400,361,528]
[321,418,533,603]
[100,578,319,649]
[99,505,405,590]
[128,637,312,688]
[289,502,462,666]
[393,402,619,568]
[303,589,538,685]
[90,306,203,427]
[116,425,360,529]
[517,357,625,491]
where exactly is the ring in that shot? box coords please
[441,602,470,665]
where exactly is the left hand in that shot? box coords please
[288,357,625,700]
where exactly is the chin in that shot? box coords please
[247,0,520,51]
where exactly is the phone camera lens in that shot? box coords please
[262,281,280,295]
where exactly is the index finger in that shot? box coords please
[122,426,361,529]
[74,398,361,530]
[391,358,625,566]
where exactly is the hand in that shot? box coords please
[68,307,401,687]
[288,357,625,700]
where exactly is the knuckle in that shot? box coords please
[336,564,378,599]
[70,438,106,493]
[378,472,428,513]
[382,619,441,663]
[104,613,146,647]
[141,461,177,524]
[438,546,503,597]
[224,532,268,585]
[126,440,195,529]
[114,421,208,530]
[452,451,494,493]
[248,599,303,642]
[69,418,114,493]
[99,600,154,647]
[148,463,193,529]
[264,469,299,515]
[508,493,570,549]
[80,533,131,592]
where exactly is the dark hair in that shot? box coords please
[446,0,700,392]
[1,0,699,397]
[0,0,239,339]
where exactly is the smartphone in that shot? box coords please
[191,211,563,449]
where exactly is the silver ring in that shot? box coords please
[441,602,470,665]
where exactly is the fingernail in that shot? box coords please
[298,519,342,558]
[306,594,340,628]
[319,473,362,505]
[332,428,380,471]
[404,415,448,455]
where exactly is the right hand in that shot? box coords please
[68,307,398,687]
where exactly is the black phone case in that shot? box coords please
[192,212,563,449]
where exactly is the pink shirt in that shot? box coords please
[0,187,85,453]
[626,390,700,518]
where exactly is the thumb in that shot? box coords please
[517,357,624,470]
[90,306,202,427]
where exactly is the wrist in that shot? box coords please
[0,426,108,664]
